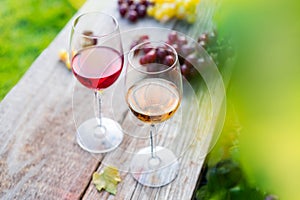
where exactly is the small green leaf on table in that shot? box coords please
[92,166,121,195]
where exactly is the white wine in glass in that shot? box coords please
[125,41,183,187]
[127,78,180,123]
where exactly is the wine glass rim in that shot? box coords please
[72,11,119,39]
[128,41,179,75]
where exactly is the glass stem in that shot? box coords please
[94,91,102,127]
[150,124,156,158]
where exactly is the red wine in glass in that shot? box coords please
[69,12,124,154]
[72,46,123,90]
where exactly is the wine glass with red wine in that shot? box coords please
[69,12,124,153]
[125,41,183,187]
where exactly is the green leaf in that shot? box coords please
[196,185,211,200]
[207,160,242,192]
[92,166,121,195]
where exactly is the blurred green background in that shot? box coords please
[0,0,85,100]
[213,0,300,199]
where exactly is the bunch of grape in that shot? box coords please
[130,33,200,79]
[147,0,200,23]
[118,0,153,23]
[130,35,176,70]
[139,47,175,67]
[166,31,201,79]
[130,30,234,79]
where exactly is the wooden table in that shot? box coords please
[0,0,226,199]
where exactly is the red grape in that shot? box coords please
[156,47,167,60]
[137,4,147,18]
[163,55,175,67]
[180,64,190,77]
[198,33,209,43]
[177,36,188,45]
[181,44,194,56]
[139,49,156,65]
[171,43,180,54]
[129,4,137,11]
[145,49,157,63]
[119,3,128,17]
[140,0,147,6]
[168,31,178,44]
[146,1,154,6]
[127,0,134,5]
[140,55,148,64]
[128,10,138,22]
[142,46,153,54]
[139,35,149,41]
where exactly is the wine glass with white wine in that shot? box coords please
[125,41,183,187]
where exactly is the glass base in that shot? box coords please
[130,146,179,187]
[76,117,123,153]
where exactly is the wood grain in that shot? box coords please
[0,0,222,199]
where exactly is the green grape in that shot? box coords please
[148,0,200,23]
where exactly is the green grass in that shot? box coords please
[0,0,78,100]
